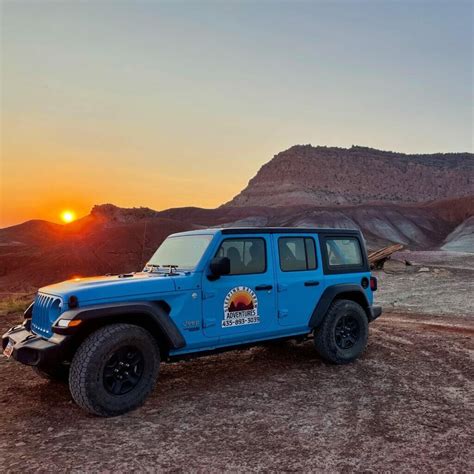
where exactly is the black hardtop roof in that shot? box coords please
[220,227,362,235]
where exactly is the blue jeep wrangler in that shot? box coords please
[3,228,381,416]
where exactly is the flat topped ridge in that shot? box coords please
[287,143,472,156]
[225,144,473,209]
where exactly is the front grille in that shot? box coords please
[31,294,62,338]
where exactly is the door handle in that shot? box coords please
[255,284,273,291]
[304,280,320,287]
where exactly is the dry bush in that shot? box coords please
[0,294,32,317]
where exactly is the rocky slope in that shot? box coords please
[225,145,473,207]
[1,145,473,292]
[2,195,472,292]
[162,196,473,250]
[442,216,474,252]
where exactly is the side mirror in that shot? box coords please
[209,256,230,278]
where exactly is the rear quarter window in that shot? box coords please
[321,235,367,274]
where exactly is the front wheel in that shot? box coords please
[314,299,369,364]
[69,324,160,416]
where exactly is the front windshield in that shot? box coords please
[146,234,213,270]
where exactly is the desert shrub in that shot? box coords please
[0,294,32,316]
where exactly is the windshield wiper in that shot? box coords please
[145,263,181,275]
[144,263,161,273]
[162,264,179,275]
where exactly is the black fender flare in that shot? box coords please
[55,301,186,350]
[309,284,370,328]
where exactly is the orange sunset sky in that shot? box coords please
[1,2,472,228]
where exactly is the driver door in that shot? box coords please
[201,235,277,344]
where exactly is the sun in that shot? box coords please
[60,210,76,223]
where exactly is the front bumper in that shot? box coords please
[2,323,68,367]
[368,305,382,322]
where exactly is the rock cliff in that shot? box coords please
[225,145,473,207]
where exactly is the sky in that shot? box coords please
[1,0,472,227]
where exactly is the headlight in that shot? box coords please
[56,319,82,328]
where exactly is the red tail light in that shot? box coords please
[370,276,378,291]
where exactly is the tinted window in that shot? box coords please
[279,237,317,272]
[216,238,266,275]
[325,238,362,267]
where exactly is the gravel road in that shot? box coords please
[1,310,473,472]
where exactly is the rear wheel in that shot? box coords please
[314,299,368,364]
[69,324,160,416]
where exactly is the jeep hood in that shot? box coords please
[39,272,179,304]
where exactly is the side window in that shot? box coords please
[325,238,362,267]
[216,238,266,275]
[279,237,317,272]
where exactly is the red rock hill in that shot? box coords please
[1,146,473,292]
[225,145,473,207]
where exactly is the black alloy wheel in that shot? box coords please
[334,315,360,350]
[103,346,145,395]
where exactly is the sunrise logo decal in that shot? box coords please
[222,286,260,328]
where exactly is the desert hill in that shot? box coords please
[161,196,473,249]
[225,145,473,207]
[1,145,473,292]
[0,214,194,292]
[1,195,472,292]
[441,216,474,252]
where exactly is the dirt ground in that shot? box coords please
[0,309,472,472]
[1,251,473,472]
[374,251,474,317]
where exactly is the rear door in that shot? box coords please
[273,233,324,329]
[201,235,277,344]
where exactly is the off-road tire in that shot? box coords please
[69,324,160,417]
[314,299,368,364]
[33,364,69,383]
